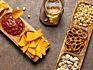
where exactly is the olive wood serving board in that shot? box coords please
[55,0,93,70]
[39,0,64,26]
[0,0,49,62]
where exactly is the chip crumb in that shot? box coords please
[16,6,20,10]
[27,15,31,19]
[44,18,48,22]
[23,7,26,11]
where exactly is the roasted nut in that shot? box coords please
[79,23,83,26]
[73,3,93,27]
[65,54,70,59]
[74,57,79,61]
[58,62,63,67]
[60,67,65,70]
[83,23,87,27]
[57,54,79,70]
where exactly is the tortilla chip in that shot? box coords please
[36,45,46,56]
[29,38,40,48]
[36,39,46,55]
[29,41,36,48]
[12,8,23,19]
[0,6,4,12]
[18,27,50,59]
[36,51,42,58]
[37,28,42,33]
[36,37,50,55]
[27,48,35,55]
[21,44,29,53]
[26,31,42,41]
[0,2,9,9]
[41,37,50,48]
[0,2,9,12]
[18,35,26,47]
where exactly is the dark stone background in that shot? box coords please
[0,0,93,70]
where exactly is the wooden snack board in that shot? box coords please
[39,0,64,26]
[55,0,93,70]
[0,0,49,62]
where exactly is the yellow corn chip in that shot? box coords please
[36,39,46,55]
[36,51,42,58]
[26,31,42,41]
[29,38,40,48]
[36,45,46,56]
[41,37,50,48]
[0,2,9,12]
[27,48,35,55]
[35,38,41,46]
[35,37,50,55]
[18,35,26,47]
[42,41,50,48]
[21,44,29,53]
[29,41,36,48]
[0,6,4,12]
[37,28,42,33]
[40,46,46,55]
[12,8,23,19]
[0,2,9,9]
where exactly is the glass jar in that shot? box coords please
[44,0,64,26]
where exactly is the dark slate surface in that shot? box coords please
[0,0,93,70]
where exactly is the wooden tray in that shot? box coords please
[39,0,64,26]
[55,0,93,70]
[0,0,49,62]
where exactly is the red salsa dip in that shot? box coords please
[1,13,24,36]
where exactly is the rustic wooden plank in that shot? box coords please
[0,0,49,62]
[55,0,93,70]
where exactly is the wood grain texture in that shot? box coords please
[0,0,49,62]
[55,0,93,70]
[0,0,93,70]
